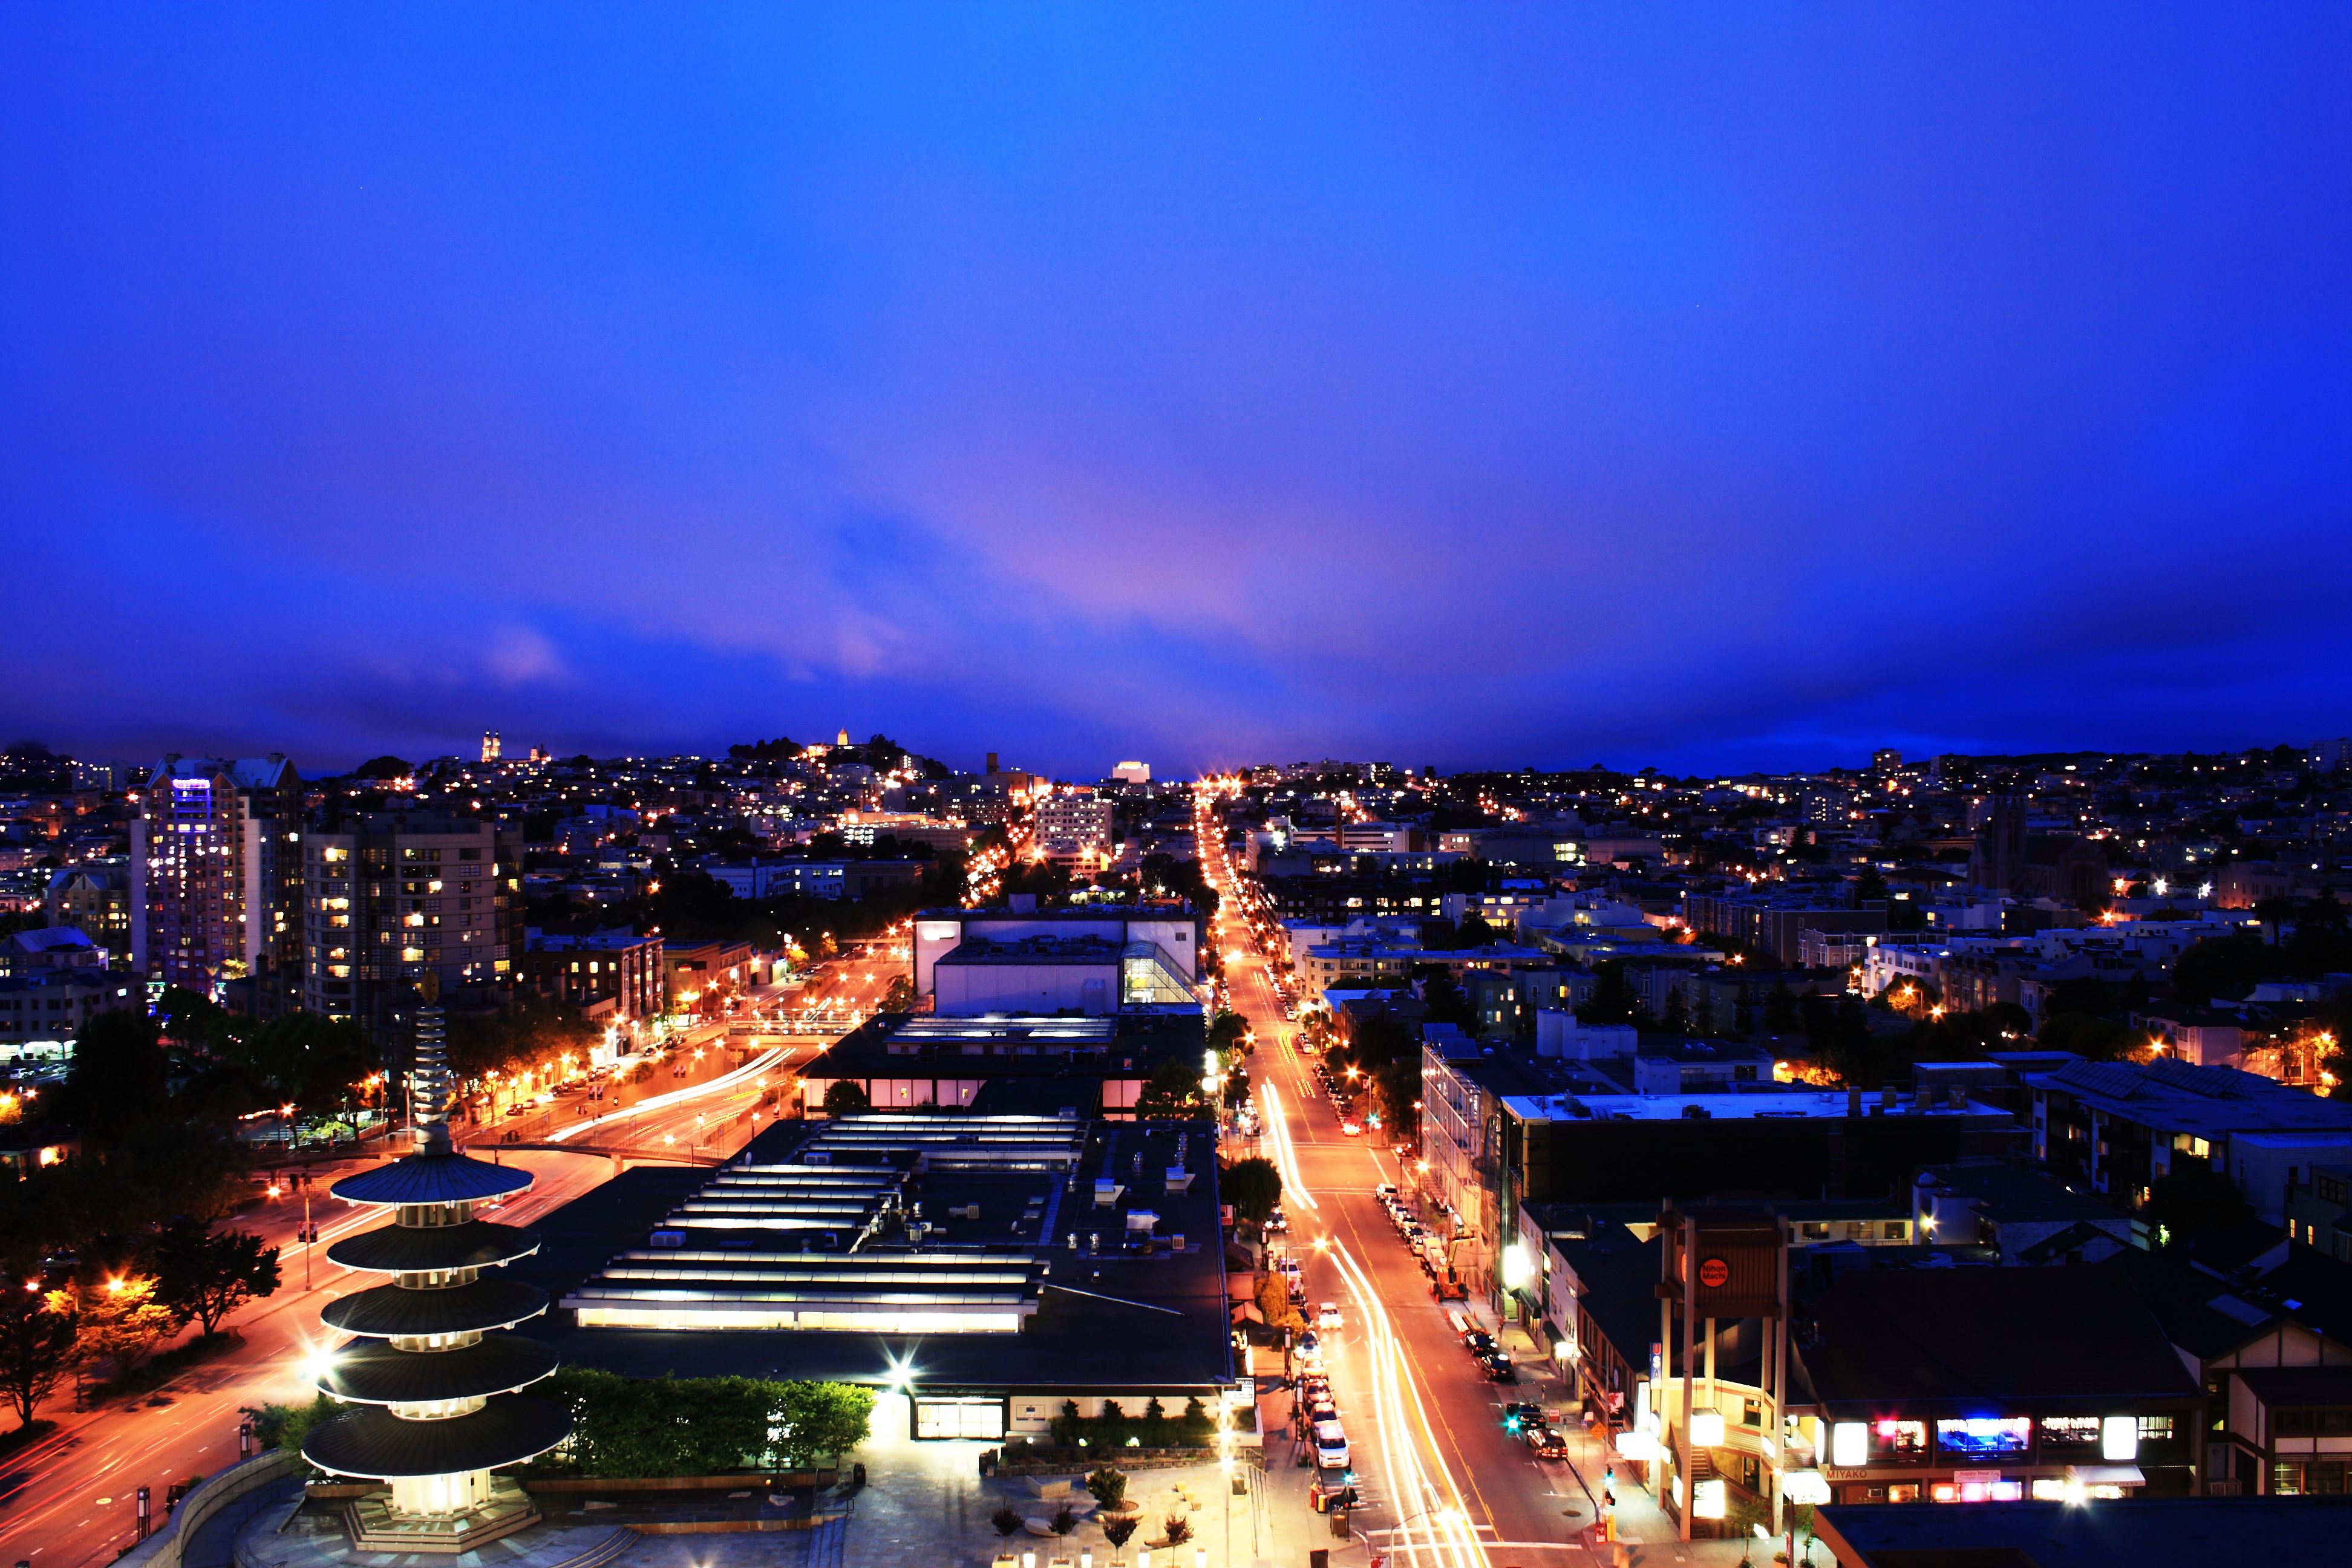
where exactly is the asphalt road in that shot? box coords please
[1200,802,1596,1567]
[0,1031,819,1568]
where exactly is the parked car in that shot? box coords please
[1478,1351,1519,1383]
[1295,1331,1323,1370]
[1313,1419,1350,1471]
[1501,1402,1544,1432]
[1523,1425,1569,1459]
[1462,1329,1497,1357]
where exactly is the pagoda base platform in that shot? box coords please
[341,1477,541,1553]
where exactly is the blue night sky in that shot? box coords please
[5,5,2350,778]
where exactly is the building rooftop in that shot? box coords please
[1509,1088,2007,1123]
[1817,1498,2352,1568]
[523,1114,1234,1394]
[2028,1054,2352,1138]
[936,935,1126,965]
[1915,1161,2118,1224]
[1801,1266,2197,1414]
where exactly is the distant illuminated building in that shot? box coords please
[481,731,502,764]
[301,813,523,1039]
[129,755,303,1008]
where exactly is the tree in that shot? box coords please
[243,1012,380,1116]
[822,1080,872,1116]
[2039,1011,2135,1062]
[0,1286,76,1428]
[2171,932,2268,1006]
[2151,1163,2252,1238]
[1661,989,1691,1035]
[880,975,915,1012]
[57,1008,169,1143]
[1102,1515,1140,1552]
[2043,976,2114,1021]
[1762,983,1800,1033]
[1223,1157,1282,1226]
[1086,1464,1129,1508]
[1132,1057,1204,1119]
[1254,1270,1306,1333]
[350,756,414,780]
[2253,895,2302,944]
[149,1218,283,1338]
[769,1378,874,1469]
[1372,1053,1422,1142]
[1415,965,1476,1030]
[56,1275,174,1382]
[1207,1010,1249,1055]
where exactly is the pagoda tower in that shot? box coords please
[300,1014,570,1550]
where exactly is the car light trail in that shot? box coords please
[541,1047,785,1142]
[1258,1081,1318,1212]
[1328,1236,1488,1568]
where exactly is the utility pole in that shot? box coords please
[304,1189,314,1291]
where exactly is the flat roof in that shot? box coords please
[1818,1498,2352,1568]
[1507,1089,2007,1123]
[520,1115,1234,1393]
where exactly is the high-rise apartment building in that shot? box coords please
[1035,792,1116,869]
[129,756,304,1007]
[302,812,522,1039]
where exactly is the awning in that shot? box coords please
[1780,1469,1833,1506]
[2065,1464,2145,1486]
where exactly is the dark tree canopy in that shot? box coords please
[1223,1156,1281,1225]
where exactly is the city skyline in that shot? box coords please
[5,7,2351,776]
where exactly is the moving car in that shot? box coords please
[1318,1301,1344,1330]
[1501,1402,1544,1432]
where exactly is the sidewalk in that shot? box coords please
[1555,1410,1761,1568]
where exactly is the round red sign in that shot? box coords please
[1697,1256,1730,1289]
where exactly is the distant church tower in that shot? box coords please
[481,731,502,764]
[837,727,851,746]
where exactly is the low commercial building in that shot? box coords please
[532,1112,1235,1442]
[1815,1498,2352,1567]
[796,1012,1204,1119]
[912,904,1200,1012]
[0,969,134,1060]
[1793,1266,2203,1504]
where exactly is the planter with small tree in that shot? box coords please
[1088,1463,1135,1514]
[1101,1512,1139,1562]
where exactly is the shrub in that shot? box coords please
[1086,1465,1129,1507]
[1163,1514,1192,1545]
[1102,1515,1139,1550]
[1050,1505,1077,1537]
[989,1505,1024,1538]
